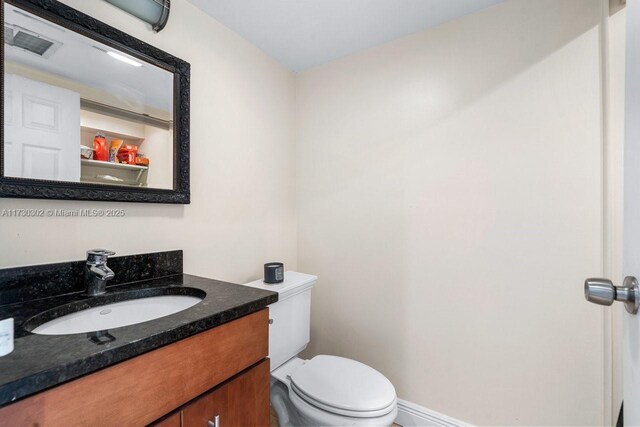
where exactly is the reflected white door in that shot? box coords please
[3,74,80,182]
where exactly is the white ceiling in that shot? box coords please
[188,0,504,72]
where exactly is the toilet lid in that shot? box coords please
[290,355,396,417]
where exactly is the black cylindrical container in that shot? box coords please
[264,262,284,284]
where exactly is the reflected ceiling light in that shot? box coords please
[107,51,143,67]
[104,0,170,32]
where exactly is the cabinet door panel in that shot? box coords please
[183,359,270,427]
[152,411,181,427]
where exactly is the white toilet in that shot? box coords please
[244,272,398,427]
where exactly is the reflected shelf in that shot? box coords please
[81,159,148,171]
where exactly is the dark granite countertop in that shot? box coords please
[0,251,277,407]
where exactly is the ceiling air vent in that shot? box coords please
[4,26,58,57]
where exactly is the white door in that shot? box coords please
[586,1,640,425]
[623,0,640,423]
[3,74,80,182]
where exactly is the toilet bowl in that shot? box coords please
[271,356,397,427]
[243,272,398,427]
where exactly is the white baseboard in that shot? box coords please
[395,399,472,427]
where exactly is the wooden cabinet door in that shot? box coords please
[182,359,270,427]
[152,411,181,427]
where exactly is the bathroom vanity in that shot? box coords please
[0,251,277,426]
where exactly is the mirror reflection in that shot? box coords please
[3,3,174,189]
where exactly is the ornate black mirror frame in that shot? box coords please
[0,0,190,204]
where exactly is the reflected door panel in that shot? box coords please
[4,74,80,182]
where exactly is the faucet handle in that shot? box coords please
[86,249,116,264]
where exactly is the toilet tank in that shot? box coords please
[243,271,317,370]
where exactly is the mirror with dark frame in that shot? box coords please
[0,0,190,203]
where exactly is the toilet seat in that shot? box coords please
[289,355,397,418]
[291,382,397,418]
[287,383,398,427]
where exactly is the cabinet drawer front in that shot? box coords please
[0,310,269,427]
[182,359,270,427]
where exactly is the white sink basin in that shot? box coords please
[31,295,203,335]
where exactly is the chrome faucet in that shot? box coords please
[85,249,115,296]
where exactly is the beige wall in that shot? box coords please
[142,124,174,190]
[4,61,172,121]
[0,0,298,284]
[296,0,606,425]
